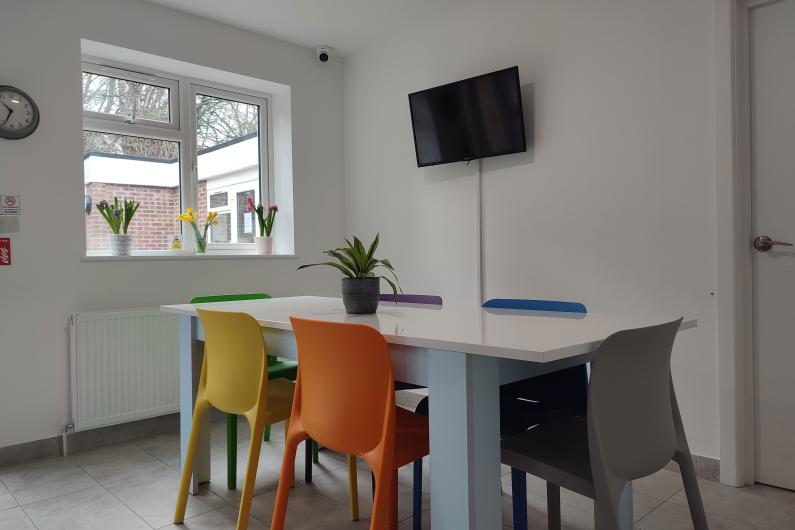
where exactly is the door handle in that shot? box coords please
[753,235,794,252]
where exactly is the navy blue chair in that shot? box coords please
[412,298,590,530]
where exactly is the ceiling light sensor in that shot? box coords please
[315,45,334,64]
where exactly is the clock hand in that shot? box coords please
[0,103,11,126]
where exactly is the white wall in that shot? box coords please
[0,0,345,448]
[344,0,719,457]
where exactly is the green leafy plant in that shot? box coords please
[96,197,140,235]
[298,234,402,298]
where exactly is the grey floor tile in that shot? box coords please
[160,505,267,529]
[669,479,795,528]
[23,485,150,530]
[0,481,16,511]
[0,456,97,505]
[635,501,757,529]
[206,443,285,503]
[306,463,429,522]
[0,507,36,529]
[250,482,366,529]
[135,432,182,470]
[633,469,684,501]
[104,464,227,528]
[254,439,348,480]
[72,442,174,484]
[502,489,594,530]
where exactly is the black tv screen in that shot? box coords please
[408,66,526,167]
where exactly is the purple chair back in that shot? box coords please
[378,293,443,306]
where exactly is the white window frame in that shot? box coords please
[81,62,180,130]
[81,58,274,256]
[190,84,271,251]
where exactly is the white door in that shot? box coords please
[751,0,795,491]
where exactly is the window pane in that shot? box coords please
[83,131,180,252]
[82,72,170,122]
[209,192,228,208]
[210,213,231,243]
[196,92,262,245]
[237,190,256,243]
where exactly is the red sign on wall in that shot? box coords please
[0,238,10,266]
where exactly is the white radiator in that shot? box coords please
[69,308,180,431]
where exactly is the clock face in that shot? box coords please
[0,86,39,140]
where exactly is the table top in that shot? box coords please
[161,296,696,363]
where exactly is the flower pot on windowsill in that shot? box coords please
[255,236,273,255]
[108,234,133,256]
[341,277,380,314]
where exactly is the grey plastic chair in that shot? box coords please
[501,318,708,530]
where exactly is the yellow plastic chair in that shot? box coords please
[174,309,295,530]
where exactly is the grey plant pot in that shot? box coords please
[341,277,380,314]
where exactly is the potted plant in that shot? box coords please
[298,234,401,314]
[97,197,140,256]
[246,196,278,255]
[177,208,219,254]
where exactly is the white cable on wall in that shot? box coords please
[475,158,485,304]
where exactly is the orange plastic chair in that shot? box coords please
[271,318,430,530]
[174,309,295,530]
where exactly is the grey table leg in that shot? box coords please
[619,482,633,529]
[179,315,210,494]
[427,349,502,530]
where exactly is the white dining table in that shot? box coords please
[160,296,696,530]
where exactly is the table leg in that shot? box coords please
[427,349,502,530]
[619,482,633,529]
[179,315,210,494]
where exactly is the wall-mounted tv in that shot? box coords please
[408,66,526,167]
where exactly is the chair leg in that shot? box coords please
[263,424,271,441]
[227,414,237,490]
[237,418,266,530]
[674,451,708,530]
[174,401,208,524]
[313,440,320,464]
[547,482,561,530]
[412,459,422,530]
[390,469,399,530]
[347,454,359,521]
[304,438,313,483]
[370,465,392,530]
[270,431,303,530]
[510,468,528,530]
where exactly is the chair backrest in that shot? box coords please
[587,318,683,480]
[196,309,268,415]
[290,317,395,455]
[378,293,443,305]
[482,298,587,313]
[190,293,271,304]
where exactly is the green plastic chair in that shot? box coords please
[190,293,317,489]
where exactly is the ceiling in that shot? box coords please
[145,0,475,56]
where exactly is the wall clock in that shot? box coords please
[0,86,40,140]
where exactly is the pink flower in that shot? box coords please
[268,204,279,212]
[245,195,255,213]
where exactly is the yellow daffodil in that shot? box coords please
[178,208,196,223]
[212,220,219,225]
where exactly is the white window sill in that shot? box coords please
[82,251,297,262]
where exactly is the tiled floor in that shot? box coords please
[1,417,794,529]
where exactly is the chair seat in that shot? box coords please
[501,416,595,498]
[264,378,296,424]
[394,406,429,468]
[268,360,298,381]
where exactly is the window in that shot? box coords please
[82,61,271,255]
